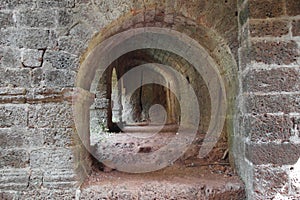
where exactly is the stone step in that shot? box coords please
[79,165,246,200]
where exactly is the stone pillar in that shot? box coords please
[237,0,300,199]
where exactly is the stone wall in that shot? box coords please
[236,0,300,199]
[1,0,298,199]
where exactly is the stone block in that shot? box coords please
[37,0,75,8]
[0,67,31,87]
[16,9,56,28]
[28,170,43,189]
[58,36,86,56]
[251,40,298,65]
[0,169,30,190]
[40,128,74,147]
[15,29,51,49]
[44,69,76,87]
[43,50,78,70]
[58,9,74,27]
[249,19,289,37]
[43,170,77,189]
[286,0,300,16]
[246,94,300,114]
[0,149,29,168]
[21,49,44,68]
[0,128,43,149]
[249,0,285,19]
[253,166,288,199]
[0,0,35,9]
[0,11,14,28]
[30,148,75,170]
[245,114,295,143]
[0,105,27,128]
[0,47,21,68]
[243,68,300,92]
[17,189,77,199]
[28,103,73,128]
[0,29,13,47]
[246,143,300,165]
[292,19,300,36]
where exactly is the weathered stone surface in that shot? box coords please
[0,128,43,149]
[249,0,285,19]
[246,114,299,143]
[43,170,77,189]
[0,105,27,128]
[0,68,31,87]
[0,47,21,68]
[246,94,300,114]
[0,0,35,9]
[286,0,300,16]
[44,69,76,87]
[43,50,78,70]
[292,19,300,36]
[15,29,51,49]
[0,169,30,190]
[30,148,74,170]
[40,128,74,147]
[21,49,44,68]
[37,0,75,8]
[253,166,288,199]
[243,68,300,92]
[0,11,14,28]
[16,9,56,28]
[28,103,73,128]
[16,189,77,200]
[0,149,29,168]
[249,19,289,37]
[246,143,300,165]
[251,40,299,65]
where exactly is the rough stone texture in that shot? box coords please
[243,68,300,92]
[292,19,300,36]
[286,0,300,16]
[246,94,300,114]
[249,19,289,37]
[253,166,288,199]
[246,143,300,165]
[251,40,299,65]
[246,114,298,143]
[249,0,285,19]
[0,0,298,199]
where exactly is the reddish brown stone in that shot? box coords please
[246,143,300,165]
[253,166,288,198]
[249,0,285,19]
[249,19,289,37]
[286,0,300,16]
[246,94,300,114]
[243,68,300,92]
[292,19,300,36]
[251,40,299,65]
[246,114,296,143]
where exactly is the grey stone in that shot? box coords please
[0,105,28,128]
[0,169,30,190]
[0,68,31,87]
[43,50,78,70]
[16,9,56,28]
[0,0,36,9]
[30,148,75,170]
[0,128,43,149]
[39,128,73,147]
[37,0,75,8]
[21,49,44,68]
[44,69,76,87]
[28,103,73,128]
[0,47,21,68]
[0,149,29,168]
[14,29,51,49]
[43,170,77,189]
[0,11,14,28]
